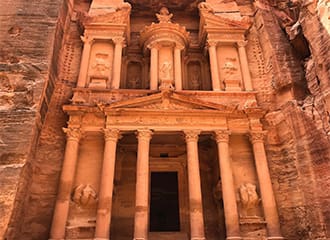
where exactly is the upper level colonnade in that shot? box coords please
[74,1,254,93]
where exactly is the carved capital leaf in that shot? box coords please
[184,130,201,142]
[207,40,218,48]
[237,40,248,48]
[249,131,267,143]
[214,130,231,143]
[112,36,125,46]
[136,129,153,141]
[63,127,83,141]
[103,128,122,142]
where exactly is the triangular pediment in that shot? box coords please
[106,91,236,112]
[202,13,250,30]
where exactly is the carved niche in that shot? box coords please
[187,61,202,90]
[126,61,143,89]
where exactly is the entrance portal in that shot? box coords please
[150,172,180,232]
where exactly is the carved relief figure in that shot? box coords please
[92,53,110,77]
[222,58,241,90]
[72,184,97,207]
[238,183,260,217]
[156,7,173,23]
[159,60,172,80]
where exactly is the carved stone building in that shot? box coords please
[0,0,329,240]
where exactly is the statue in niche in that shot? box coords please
[238,183,260,217]
[189,62,201,90]
[91,53,110,77]
[222,58,241,90]
[156,7,173,23]
[72,184,97,207]
[159,60,172,80]
[127,62,142,89]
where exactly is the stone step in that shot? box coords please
[149,232,189,240]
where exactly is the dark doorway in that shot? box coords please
[150,172,180,232]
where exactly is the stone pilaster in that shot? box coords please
[174,46,183,90]
[112,37,125,89]
[133,129,153,240]
[50,127,83,240]
[184,130,206,240]
[249,131,283,240]
[214,130,241,240]
[237,41,253,91]
[94,129,122,240]
[77,36,92,88]
[149,45,159,90]
[207,41,221,91]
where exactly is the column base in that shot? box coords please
[94,238,108,240]
[268,237,284,240]
[226,237,242,240]
[133,238,147,240]
[191,238,206,240]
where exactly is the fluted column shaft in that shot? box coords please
[112,37,124,89]
[249,131,283,240]
[214,130,241,240]
[174,47,182,90]
[184,130,205,240]
[133,129,153,240]
[208,41,221,91]
[94,129,121,240]
[150,47,159,90]
[50,128,82,239]
[237,41,253,91]
[77,38,92,88]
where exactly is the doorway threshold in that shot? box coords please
[149,232,188,240]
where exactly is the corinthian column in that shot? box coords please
[149,45,159,90]
[249,131,283,240]
[174,46,183,90]
[214,130,241,240]
[77,36,92,88]
[133,129,153,240]
[184,130,205,240]
[50,128,82,240]
[237,41,253,91]
[94,129,121,240]
[112,37,125,89]
[207,40,221,91]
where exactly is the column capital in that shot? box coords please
[147,42,160,50]
[175,43,185,50]
[237,40,248,48]
[136,129,153,141]
[248,131,267,144]
[214,130,231,143]
[184,130,201,142]
[112,36,126,46]
[63,127,83,141]
[207,40,218,48]
[103,128,122,142]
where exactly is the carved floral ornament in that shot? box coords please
[63,127,83,141]
[213,130,231,143]
[103,128,122,142]
[248,131,267,143]
[136,129,153,141]
[184,130,201,142]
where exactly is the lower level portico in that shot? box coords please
[49,90,283,240]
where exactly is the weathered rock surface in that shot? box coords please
[0,0,329,239]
